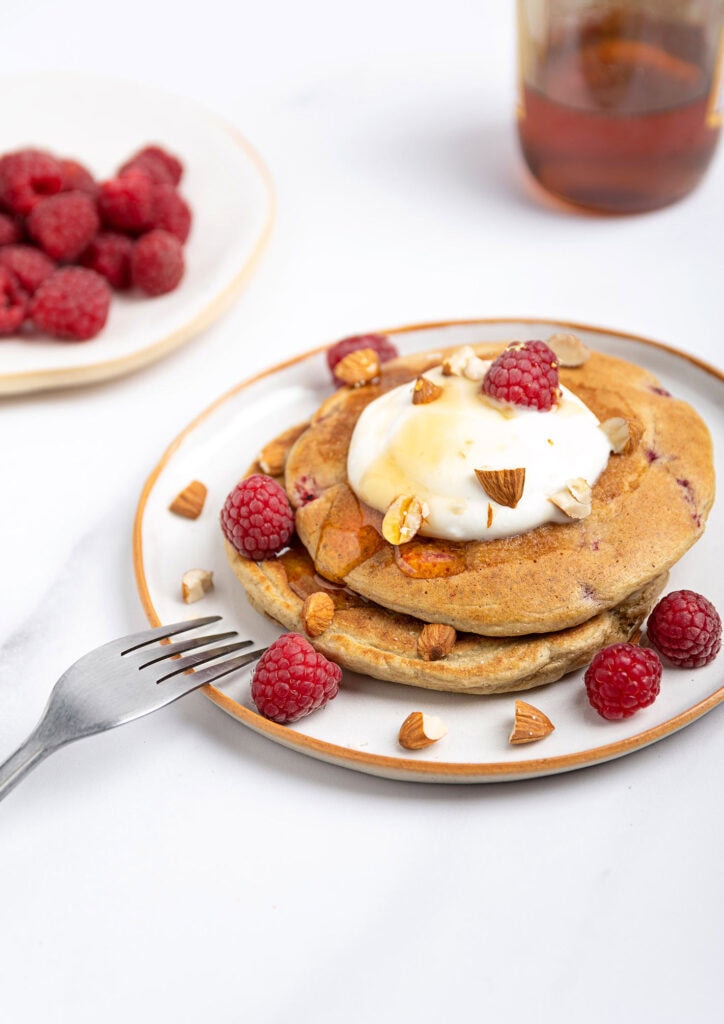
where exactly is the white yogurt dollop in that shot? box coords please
[346,364,612,541]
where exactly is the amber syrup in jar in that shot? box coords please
[518,10,723,212]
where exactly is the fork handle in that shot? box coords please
[0,728,54,803]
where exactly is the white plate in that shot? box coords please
[0,72,274,395]
[134,319,724,783]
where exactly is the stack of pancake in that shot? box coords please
[224,341,714,694]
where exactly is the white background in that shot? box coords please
[0,2,722,1022]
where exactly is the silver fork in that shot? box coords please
[0,616,265,803]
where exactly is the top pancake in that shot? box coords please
[285,342,714,636]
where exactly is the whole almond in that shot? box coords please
[334,347,380,386]
[417,623,456,661]
[302,591,335,637]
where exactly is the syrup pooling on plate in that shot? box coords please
[347,365,612,541]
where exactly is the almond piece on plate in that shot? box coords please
[169,480,207,519]
[417,623,456,661]
[334,347,380,387]
[302,591,335,637]
[509,700,555,744]
[547,332,591,367]
[412,375,444,405]
[181,569,214,604]
[475,467,526,509]
[382,494,428,545]
[549,477,592,519]
[399,711,448,750]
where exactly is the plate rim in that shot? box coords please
[0,73,275,396]
[133,316,724,782]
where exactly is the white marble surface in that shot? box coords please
[0,2,722,1021]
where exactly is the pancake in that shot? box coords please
[286,342,714,636]
[225,534,667,694]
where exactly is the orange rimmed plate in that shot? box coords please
[133,318,724,783]
[0,72,274,396]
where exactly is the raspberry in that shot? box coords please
[120,145,183,186]
[130,229,184,295]
[27,191,100,261]
[151,184,191,242]
[120,153,175,186]
[482,340,560,411]
[98,171,155,232]
[0,212,23,246]
[584,642,662,720]
[0,149,63,215]
[80,232,133,289]
[28,267,111,341]
[251,633,341,724]
[0,245,55,294]
[0,266,27,335]
[220,473,295,561]
[60,158,98,196]
[647,590,721,668]
[327,333,399,385]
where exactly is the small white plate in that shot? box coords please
[0,72,274,395]
[134,319,724,783]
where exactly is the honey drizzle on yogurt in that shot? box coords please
[347,365,611,542]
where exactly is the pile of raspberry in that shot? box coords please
[0,144,191,341]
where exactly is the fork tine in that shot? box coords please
[136,631,243,668]
[154,640,259,683]
[119,616,222,655]
[163,647,267,698]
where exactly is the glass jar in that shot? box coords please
[516,0,724,212]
